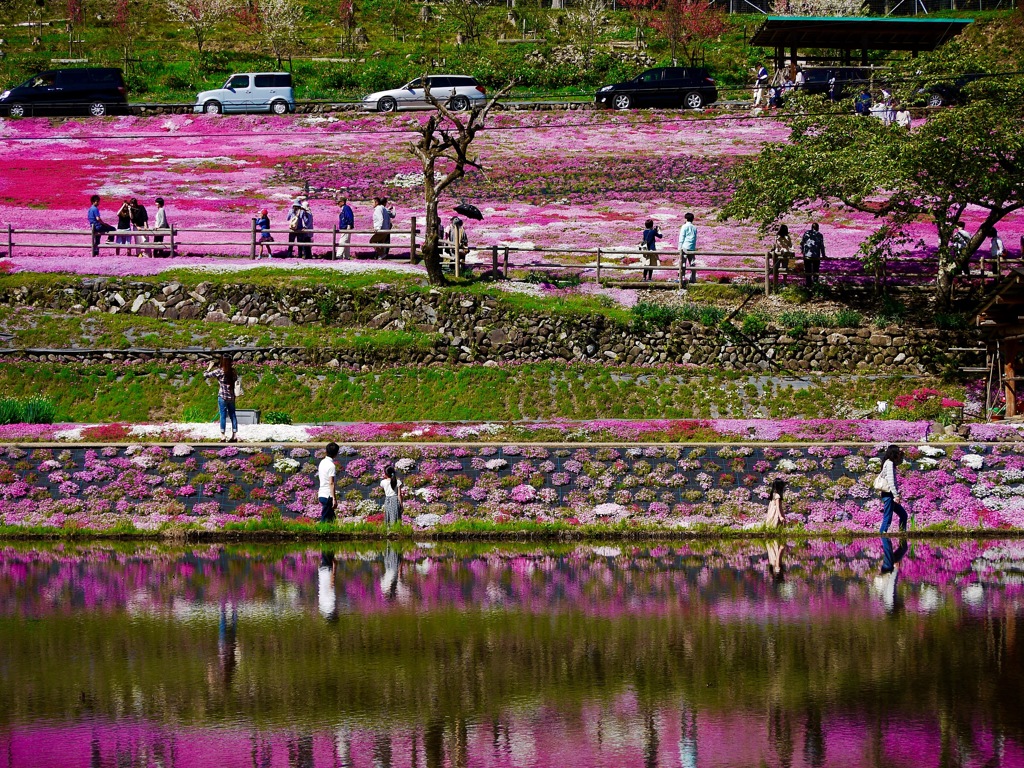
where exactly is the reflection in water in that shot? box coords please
[0,539,1023,767]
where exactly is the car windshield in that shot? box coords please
[405,79,422,89]
[28,74,56,89]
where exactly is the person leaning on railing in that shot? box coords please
[87,194,116,257]
[768,224,794,286]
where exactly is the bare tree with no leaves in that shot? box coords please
[411,79,513,286]
[167,0,229,55]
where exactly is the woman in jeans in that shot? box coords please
[204,356,238,442]
[876,445,907,533]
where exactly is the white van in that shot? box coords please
[194,72,295,115]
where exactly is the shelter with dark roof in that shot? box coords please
[974,268,1024,418]
[749,16,973,70]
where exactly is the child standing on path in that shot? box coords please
[254,209,273,259]
[765,480,787,528]
[640,219,662,281]
[875,445,908,533]
[381,464,404,526]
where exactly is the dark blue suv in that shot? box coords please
[596,67,718,110]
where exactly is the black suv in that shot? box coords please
[596,67,718,110]
[0,68,128,117]
[920,73,986,107]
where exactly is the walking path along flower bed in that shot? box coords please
[2,440,1023,535]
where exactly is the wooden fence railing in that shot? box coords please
[3,222,1006,295]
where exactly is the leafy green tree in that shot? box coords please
[723,87,1024,307]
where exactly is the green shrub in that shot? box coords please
[21,397,56,424]
[183,404,215,423]
[874,295,906,328]
[0,398,25,425]
[698,306,725,326]
[741,311,769,336]
[934,311,969,331]
[631,302,680,330]
[779,286,811,304]
[833,309,863,328]
[265,411,292,425]
[779,311,811,335]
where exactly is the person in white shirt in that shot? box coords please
[318,442,339,523]
[371,196,395,258]
[380,464,404,526]
[794,68,805,89]
[677,212,698,285]
[990,227,1006,267]
[152,196,169,257]
[875,445,907,533]
[895,106,912,131]
[753,64,769,107]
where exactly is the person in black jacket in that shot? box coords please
[800,223,826,287]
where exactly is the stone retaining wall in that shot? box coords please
[0,442,1017,532]
[0,278,975,372]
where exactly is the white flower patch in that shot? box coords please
[452,423,504,438]
[55,426,85,441]
[592,503,628,517]
[777,459,798,471]
[918,445,946,458]
[355,499,380,515]
[960,454,984,470]
[172,444,193,457]
[130,454,159,469]
[414,513,442,528]
[484,459,508,471]
[273,457,300,473]
[394,458,417,472]
[129,423,313,442]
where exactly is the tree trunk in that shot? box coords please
[420,197,447,285]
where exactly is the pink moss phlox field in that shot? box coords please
[2,441,1024,532]
[4,113,1019,277]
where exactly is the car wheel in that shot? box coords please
[89,101,108,117]
[7,103,26,118]
[204,100,222,114]
[449,95,470,112]
[271,100,288,115]
[927,93,945,108]
[377,96,398,113]
[684,91,704,109]
[611,93,632,110]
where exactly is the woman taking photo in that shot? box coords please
[204,355,239,442]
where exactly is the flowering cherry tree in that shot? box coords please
[653,0,726,67]
[167,0,229,55]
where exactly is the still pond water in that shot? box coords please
[0,539,1022,768]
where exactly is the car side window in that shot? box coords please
[228,75,249,89]
[638,71,661,84]
[254,75,275,88]
[274,75,292,88]
[429,77,453,88]
[31,74,56,88]
[407,79,423,89]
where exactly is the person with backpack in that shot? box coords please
[800,223,826,287]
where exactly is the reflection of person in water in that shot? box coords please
[217,603,238,689]
[318,551,337,621]
[876,536,908,613]
[766,539,786,584]
[678,702,698,768]
[380,546,408,602]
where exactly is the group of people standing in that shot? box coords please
[87,194,169,257]
[254,196,392,260]
[768,222,826,287]
[639,213,698,283]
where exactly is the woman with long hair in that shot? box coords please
[875,445,907,533]
[380,464,404,526]
[203,355,238,442]
[765,479,787,528]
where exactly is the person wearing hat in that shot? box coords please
[298,199,314,258]
[254,208,273,259]
[152,197,169,257]
[335,197,354,260]
[286,201,303,257]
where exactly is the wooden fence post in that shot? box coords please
[6,224,12,260]
[492,245,498,277]
[250,218,257,260]
[332,226,338,260]
[678,250,684,289]
[503,246,509,279]
[596,247,602,283]
[170,224,177,258]
[409,216,417,263]
[454,235,462,279]
[764,253,771,297]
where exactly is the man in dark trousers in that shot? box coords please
[87,194,116,256]
[800,223,825,287]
